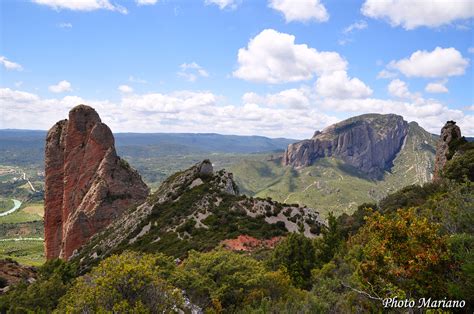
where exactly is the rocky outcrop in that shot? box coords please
[44,105,148,260]
[73,159,324,271]
[0,259,36,294]
[283,114,409,179]
[433,121,462,181]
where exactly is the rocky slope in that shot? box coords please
[433,121,462,181]
[73,160,324,270]
[44,105,149,260]
[283,114,409,179]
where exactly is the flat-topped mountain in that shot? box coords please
[44,105,149,260]
[283,114,409,179]
[230,115,437,216]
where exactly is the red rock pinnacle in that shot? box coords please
[44,105,149,260]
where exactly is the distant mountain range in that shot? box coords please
[0,129,295,166]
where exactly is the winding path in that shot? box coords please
[0,199,22,217]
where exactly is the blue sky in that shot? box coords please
[1,0,473,138]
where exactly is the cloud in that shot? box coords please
[33,0,127,14]
[321,97,473,136]
[0,87,339,138]
[361,0,474,30]
[316,71,373,99]
[2,87,474,137]
[58,22,72,28]
[48,80,72,93]
[468,47,474,54]
[178,62,209,82]
[425,80,449,93]
[387,79,413,99]
[204,0,239,10]
[233,29,347,83]
[242,87,313,110]
[128,76,147,84]
[269,0,329,23]
[0,56,23,71]
[136,0,158,5]
[118,85,134,93]
[377,69,397,79]
[343,20,368,34]
[388,47,469,78]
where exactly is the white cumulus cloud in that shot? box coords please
[387,79,413,99]
[0,87,339,139]
[0,56,23,71]
[377,69,397,79]
[48,80,72,93]
[242,87,313,110]
[361,0,474,30]
[33,0,127,14]
[388,47,469,78]
[425,80,449,93]
[233,29,347,83]
[118,85,134,93]
[269,0,329,23]
[178,62,209,82]
[316,71,373,99]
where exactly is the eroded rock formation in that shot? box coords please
[433,121,462,181]
[44,105,148,260]
[283,114,409,179]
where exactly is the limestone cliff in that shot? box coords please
[282,114,409,179]
[44,105,149,260]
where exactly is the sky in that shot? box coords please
[0,0,473,139]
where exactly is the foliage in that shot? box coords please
[0,259,77,313]
[447,234,474,305]
[268,233,317,289]
[337,203,376,238]
[443,148,474,182]
[351,208,451,299]
[378,182,443,213]
[171,249,316,312]
[172,249,266,310]
[56,251,183,313]
[315,212,344,266]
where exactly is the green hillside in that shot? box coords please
[230,122,438,217]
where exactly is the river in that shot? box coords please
[0,199,22,217]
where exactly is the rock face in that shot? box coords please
[44,105,149,260]
[282,114,409,178]
[433,121,462,181]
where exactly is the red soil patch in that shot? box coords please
[222,235,282,251]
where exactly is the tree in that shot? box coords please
[268,233,317,290]
[56,251,183,313]
[172,249,267,310]
[351,208,451,299]
[316,212,344,265]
